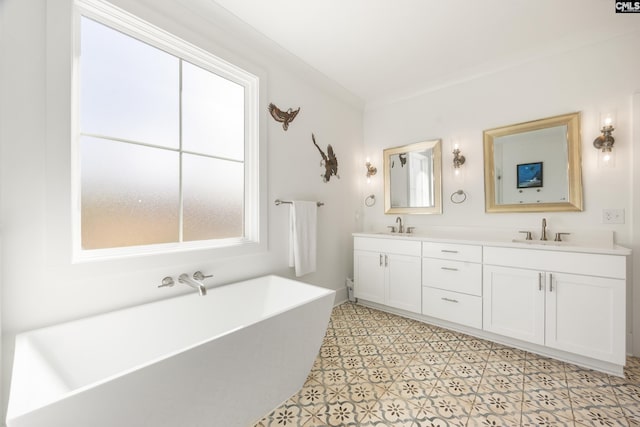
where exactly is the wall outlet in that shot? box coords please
[603,208,625,224]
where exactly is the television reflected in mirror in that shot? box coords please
[517,162,543,189]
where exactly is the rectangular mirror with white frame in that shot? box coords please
[483,112,583,213]
[384,139,442,214]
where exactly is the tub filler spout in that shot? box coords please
[178,273,207,296]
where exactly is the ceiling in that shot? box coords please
[210,0,639,105]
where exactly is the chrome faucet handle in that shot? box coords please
[554,232,570,242]
[158,276,175,288]
[387,226,397,233]
[518,231,533,240]
[406,226,416,234]
[193,271,213,281]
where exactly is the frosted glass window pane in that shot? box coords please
[81,136,180,249]
[80,17,179,148]
[182,154,244,241]
[182,61,245,160]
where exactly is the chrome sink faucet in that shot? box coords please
[395,216,404,233]
[179,273,208,296]
[540,218,548,241]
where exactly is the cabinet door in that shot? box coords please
[483,265,545,345]
[354,250,385,304]
[545,272,625,365]
[387,254,421,314]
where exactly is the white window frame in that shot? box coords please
[72,0,264,262]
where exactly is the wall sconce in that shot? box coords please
[593,113,616,168]
[452,144,466,178]
[450,143,467,203]
[365,158,377,183]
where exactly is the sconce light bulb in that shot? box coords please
[366,177,371,184]
[597,144,616,168]
[454,168,460,176]
[600,112,616,132]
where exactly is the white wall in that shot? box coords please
[362,30,640,352]
[632,91,640,356]
[0,0,5,416]
[0,0,363,414]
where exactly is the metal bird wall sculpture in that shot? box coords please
[268,103,300,131]
[391,153,408,168]
[312,133,339,183]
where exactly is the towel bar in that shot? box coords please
[275,199,324,207]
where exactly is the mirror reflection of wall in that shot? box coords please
[389,149,434,208]
[493,126,569,205]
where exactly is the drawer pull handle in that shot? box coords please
[549,273,553,292]
[441,250,459,253]
[385,255,388,267]
[441,267,459,271]
[379,254,383,267]
[441,297,459,303]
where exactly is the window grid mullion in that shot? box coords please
[178,59,184,243]
[79,132,180,152]
[79,131,244,163]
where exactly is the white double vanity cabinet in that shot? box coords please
[353,233,630,375]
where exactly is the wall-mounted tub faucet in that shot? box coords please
[193,271,213,281]
[158,277,175,288]
[179,273,207,296]
[540,218,548,241]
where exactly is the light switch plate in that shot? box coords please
[603,208,625,224]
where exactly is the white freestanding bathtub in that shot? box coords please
[6,275,335,427]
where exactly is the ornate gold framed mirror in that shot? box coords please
[384,139,442,214]
[483,112,583,213]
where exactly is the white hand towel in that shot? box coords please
[288,201,318,277]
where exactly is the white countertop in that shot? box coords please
[353,230,631,256]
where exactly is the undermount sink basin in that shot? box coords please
[375,231,414,237]
[511,239,566,246]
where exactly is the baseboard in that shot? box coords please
[333,286,348,306]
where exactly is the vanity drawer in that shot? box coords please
[483,246,626,279]
[354,237,421,257]
[422,287,482,329]
[422,242,482,263]
[422,258,482,296]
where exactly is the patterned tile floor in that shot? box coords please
[254,302,640,427]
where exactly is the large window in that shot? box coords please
[74,1,260,258]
